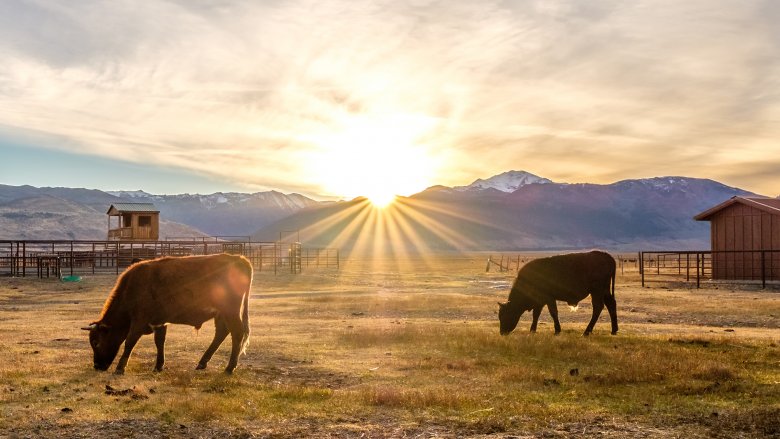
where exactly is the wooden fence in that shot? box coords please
[0,240,339,278]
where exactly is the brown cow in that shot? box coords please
[498,251,617,336]
[82,254,253,374]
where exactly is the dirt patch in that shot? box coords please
[243,351,359,390]
[2,419,255,439]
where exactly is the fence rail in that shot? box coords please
[0,240,338,278]
[639,250,780,289]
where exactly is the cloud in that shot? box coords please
[0,0,778,196]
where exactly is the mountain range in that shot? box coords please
[251,172,757,252]
[0,171,765,251]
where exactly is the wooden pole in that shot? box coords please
[639,252,644,287]
[696,252,700,289]
[761,250,766,289]
[686,253,690,282]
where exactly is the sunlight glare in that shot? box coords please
[369,193,396,208]
[303,113,439,202]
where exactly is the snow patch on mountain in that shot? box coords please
[455,170,552,192]
[107,190,155,199]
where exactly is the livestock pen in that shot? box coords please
[0,239,339,278]
[639,250,780,289]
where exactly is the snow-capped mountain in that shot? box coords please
[455,170,552,192]
[1,172,762,249]
[254,174,756,251]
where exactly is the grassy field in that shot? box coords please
[0,255,778,438]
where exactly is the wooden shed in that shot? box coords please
[107,203,160,241]
[694,196,780,281]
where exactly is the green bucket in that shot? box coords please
[61,275,82,282]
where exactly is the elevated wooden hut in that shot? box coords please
[107,203,160,241]
[694,196,780,281]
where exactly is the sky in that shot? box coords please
[0,0,779,199]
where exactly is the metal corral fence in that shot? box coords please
[0,240,339,278]
[486,253,640,274]
[639,250,780,289]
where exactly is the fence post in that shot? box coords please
[696,252,700,289]
[686,253,690,282]
[22,242,26,277]
[70,241,74,276]
[13,242,18,277]
[639,252,644,287]
[486,256,492,272]
[761,250,766,289]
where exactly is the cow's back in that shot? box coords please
[117,254,252,327]
[509,251,614,304]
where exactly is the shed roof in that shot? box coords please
[694,196,780,221]
[107,203,159,214]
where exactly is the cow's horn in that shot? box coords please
[81,323,97,331]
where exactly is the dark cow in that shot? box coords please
[82,254,253,374]
[497,251,617,336]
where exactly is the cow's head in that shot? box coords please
[82,322,126,371]
[497,301,524,335]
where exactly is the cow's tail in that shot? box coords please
[611,259,616,298]
[240,284,251,355]
[239,258,252,356]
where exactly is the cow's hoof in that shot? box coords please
[195,363,207,370]
[554,331,561,336]
[582,332,591,337]
[223,369,234,375]
[611,331,618,335]
[154,367,164,372]
[114,369,125,375]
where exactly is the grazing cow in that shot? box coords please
[497,251,617,336]
[82,254,253,374]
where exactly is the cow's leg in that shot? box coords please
[114,325,145,375]
[604,293,618,335]
[547,300,561,334]
[196,317,229,370]
[583,295,605,336]
[153,325,167,372]
[224,316,246,374]
[529,306,543,333]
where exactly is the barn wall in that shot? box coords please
[709,203,780,281]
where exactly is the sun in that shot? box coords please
[303,113,439,204]
[368,193,397,208]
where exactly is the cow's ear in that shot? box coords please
[98,323,111,330]
[497,301,506,308]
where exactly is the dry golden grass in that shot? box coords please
[0,254,778,438]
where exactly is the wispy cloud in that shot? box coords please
[0,0,778,196]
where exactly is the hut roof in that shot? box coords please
[107,203,159,215]
[694,196,780,221]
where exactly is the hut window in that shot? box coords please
[122,213,133,227]
[138,216,152,227]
